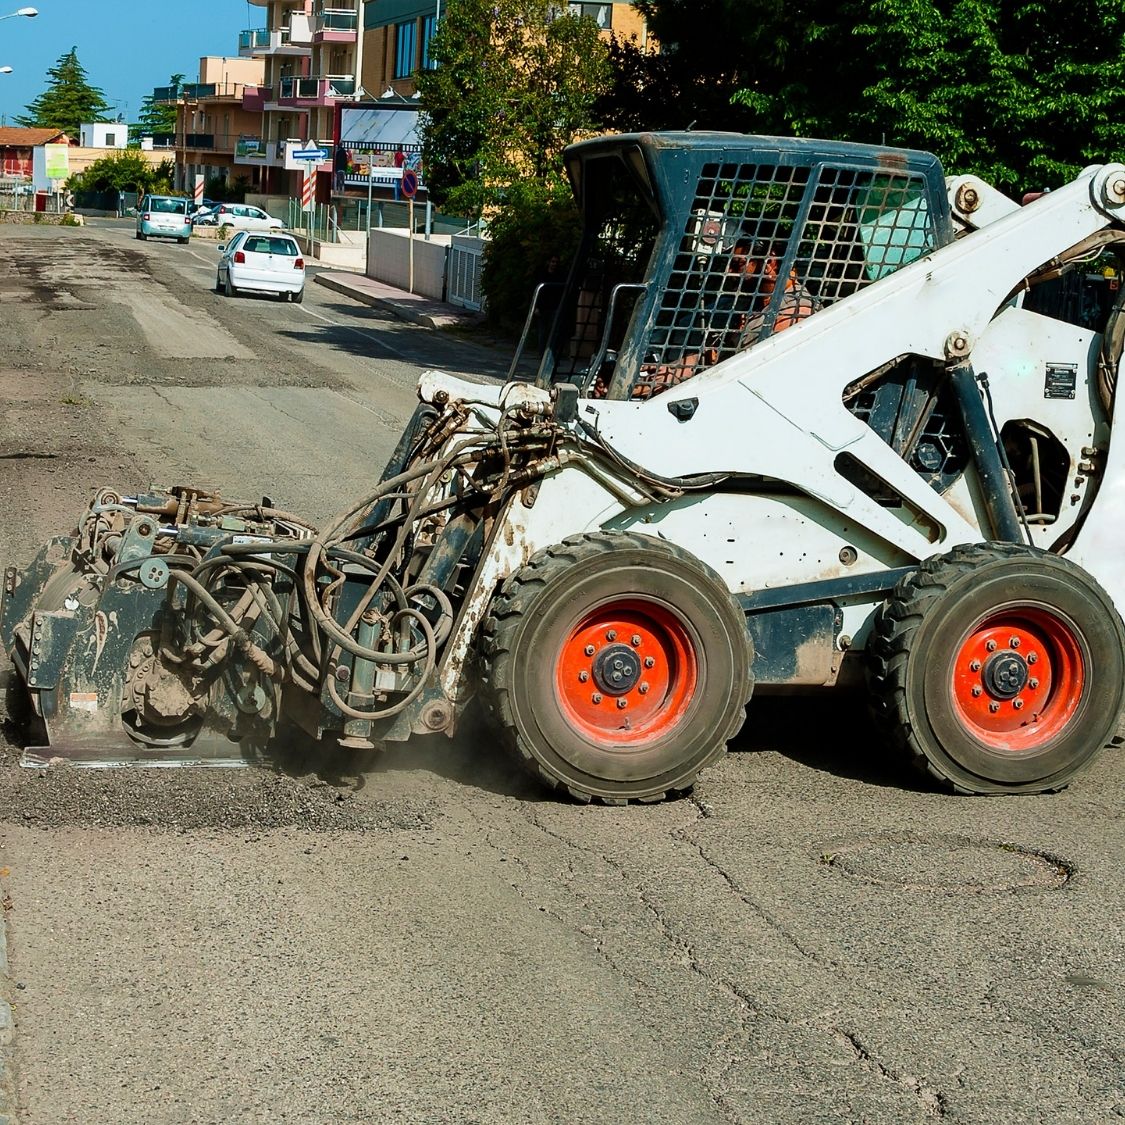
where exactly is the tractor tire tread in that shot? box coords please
[483,529,751,804]
[868,542,1124,793]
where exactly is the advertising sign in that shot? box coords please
[336,104,425,190]
[44,145,69,180]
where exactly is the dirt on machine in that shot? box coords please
[5,130,1125,802]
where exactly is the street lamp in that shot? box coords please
[0,66,12,74]
[0,7,38,17]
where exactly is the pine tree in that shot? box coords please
[15,47,111,139]
[133,73,183,144]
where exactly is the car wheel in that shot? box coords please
[179,237,188,245]
[136,232,146,241]
[292,287,304,304]
[214,271,223,294]
[224,274,237,298]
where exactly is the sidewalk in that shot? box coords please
[314,271,480,331]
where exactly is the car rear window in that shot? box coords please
[150,198,188,214]
[245,236,298,256]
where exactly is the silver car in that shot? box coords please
[215,231,305,302]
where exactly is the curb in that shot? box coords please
[313,273,475,331]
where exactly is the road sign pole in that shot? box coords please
[408,196,415,295]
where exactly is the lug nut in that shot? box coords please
[970,659,982,672]
[986,640,997,652]
[1009,636,1021,648]
[643,656,655,668]
[638,683,649,695]
[631,634,642,647]
[616,698,627,710]
[606,630,617,641]
[1027,652,1038,664]
[1028,678,1039,689]
[1013,698,1024,710]
[971,685,982,697]
[989,702,1000,713]
[584,644,595,656]
[578,670,589,683]
[592,693,603,704]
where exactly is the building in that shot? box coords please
[360,1,649,100]
[234,0,364,196]
[0,127,68,182]
[79,123,128,149]
[151,56,266,194]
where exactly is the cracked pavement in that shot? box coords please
[0,223,1123,1124]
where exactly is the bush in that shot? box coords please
[481,176,580,331]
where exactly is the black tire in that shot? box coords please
[136,232,145,241]
[482,531,753,803]
[224,274,237,298]
[868,543,1125,794]
[214,271,223,294]
[292,287,304,304]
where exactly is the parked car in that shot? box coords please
[188,198,218,224]
[135,195,191,243]
[215,230,305,302]
[212,203,285,232]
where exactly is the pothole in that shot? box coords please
[819,834,1073,893]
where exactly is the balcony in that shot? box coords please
[242,85,269,112]
[182,83,217,100]
[238,27,271,56]
[314,5,358,41]
[152,85,182,103]
[278,74,355,106]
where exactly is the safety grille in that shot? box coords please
[631,160,938,400]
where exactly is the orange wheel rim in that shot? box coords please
[950,608,1086,751]
[556,600,698,746]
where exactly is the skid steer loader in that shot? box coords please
[5,131,1125,802]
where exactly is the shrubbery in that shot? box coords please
[480,177,580,331]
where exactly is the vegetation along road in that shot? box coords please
[0,221,1122,1124]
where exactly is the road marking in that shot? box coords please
[293,303,409,359]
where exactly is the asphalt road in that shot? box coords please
[0,221,1122,1125]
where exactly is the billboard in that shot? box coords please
[336,104,424,190]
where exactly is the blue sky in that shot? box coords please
[0,0,252,128]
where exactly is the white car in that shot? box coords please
[212,202,285,231]
[215,231,305,302]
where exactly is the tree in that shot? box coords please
[416,0,611,216]
[65,151,173,196]
[16,47,111,140]
[607,0,1125,192]
[133,73,183,145]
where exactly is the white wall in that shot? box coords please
[366,228,450,300]
[79,123,127,149]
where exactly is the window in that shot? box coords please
[105,132,116,146]
[567,2,612,28]
[421,14,438,69]
[394,20,417,79]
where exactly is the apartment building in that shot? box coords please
[155,57,266,194]
[227,0,363,195]
[361,1,648,99]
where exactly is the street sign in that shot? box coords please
[401,168,419,199]
[292,147,328,162]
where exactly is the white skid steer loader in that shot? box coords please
[5,131,1125,802]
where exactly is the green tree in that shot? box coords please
[132,73,183,145]
[608,0,1125,191]
[16,47,111,140]
[416,0,611,215]
[65,151,173,196]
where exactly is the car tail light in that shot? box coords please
[294,258,304,270]
[233,250,246,264]
[142,213,151,220]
